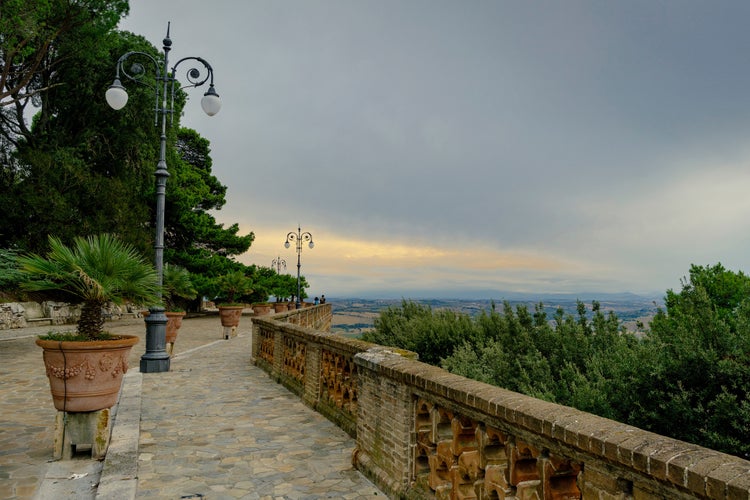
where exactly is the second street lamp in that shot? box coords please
[106,23,221,373]
[284,226,313,308]
[272,256,287,274]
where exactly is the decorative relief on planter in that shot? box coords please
[413,396,582,499]
[36,335,138,412]
[282,336,306,382]
[45,352,127,380]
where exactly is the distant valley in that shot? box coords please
[329,293,663,336]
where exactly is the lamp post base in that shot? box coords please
[140,306,171,373]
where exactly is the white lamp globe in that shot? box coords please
[201,85,222,116]
[105,79,128,110]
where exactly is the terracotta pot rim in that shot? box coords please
[36,334,140,350]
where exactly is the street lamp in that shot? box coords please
[106,23,221,373]
[272,256,287,274]
[272,256,287,302]
[284,226,313,308]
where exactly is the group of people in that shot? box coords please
[313,294,326,305]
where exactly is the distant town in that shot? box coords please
[329,292,663,336]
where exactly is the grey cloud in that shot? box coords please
[121,0,750,295]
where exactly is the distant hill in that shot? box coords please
[331,288,663,302]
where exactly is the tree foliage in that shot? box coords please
[162,264,197,311]
[0,248,20,298]
[1,28,159,253]
[215,270,253,305]
[366,266,750,459]
[268,272,299,302]
[0,8,257,308]
[0,0,128,109]
[165,128,254,289]
[614,264,750,457]
[366,300,479,365]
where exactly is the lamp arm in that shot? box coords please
[111,51,163,124]
[171,56,215,91]
[114,50,162,92]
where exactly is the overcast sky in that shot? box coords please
[118,1,750,299]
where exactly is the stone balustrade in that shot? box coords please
[252,304,750,499]
[253,303,369,435]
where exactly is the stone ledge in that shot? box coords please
[27,318,53,326]
[96,371,142,500]
[355,347,750,499]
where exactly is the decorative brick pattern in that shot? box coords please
[282,336,306,383]
[320,348,357,417]
[257,327,274,364]
[413,397,581,499]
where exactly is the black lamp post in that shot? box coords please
[284,226,313,308]
[105,23,221,373]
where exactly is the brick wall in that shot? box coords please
[252,305,750,499]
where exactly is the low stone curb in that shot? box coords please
[96,371,141,500]
[33,372,141,500]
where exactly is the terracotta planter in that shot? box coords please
[141,311,183,345]
[36,335,139,412]
[165,311,186,344]
[273,302,288,313]
[252,303,272,316]
[218,306,243,327]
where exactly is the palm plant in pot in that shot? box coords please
[17,234,160,412]
[161,264,198,355]
[216,270,253,331]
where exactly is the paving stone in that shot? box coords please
[1,316,386,498]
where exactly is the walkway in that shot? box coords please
[0,315,385,499]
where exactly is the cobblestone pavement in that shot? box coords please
[0,315,385,499]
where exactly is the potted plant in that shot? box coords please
[252,302,273,315]
[17,234,160,412]
[272,301,288,313]
[215,270,253,329]
[161,264,198,355]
